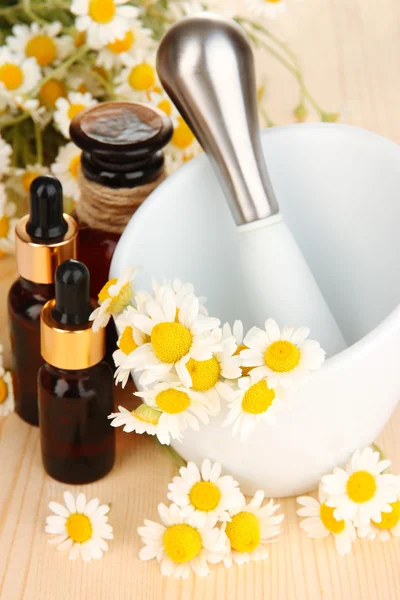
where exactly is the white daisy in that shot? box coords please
[65,66,106,98]
[38,76,67,109]
[220,371,287,441]
[223,491,284,566]
[14,96,47,125]
[169,115,201,164]
[51,142,82,201]
[0,135,12,178]
[297,492,356,556]
[0,368,14,417]
[71,0,139,49]
[113,306,149,388]
[45,491,113,562]
[0,184,18,255]
[321,446,398,527]
[14,163,49,197]
[6,22,73,69]
[90,266,138,332]
[115,51,158,101]
[108,403,174,445]
[167,459,245,524]
[125,288,220,388]
[241,318,325,390]
[245,0,287,20]
[357,490,400,541]
[151,277,208,314]
[96,19,154,70]
[149,91,178,126]
[222,320,256,377]
[0,48,41,107]
[54,91,97,139]
[138,502,228,578]
[135,380,214,442]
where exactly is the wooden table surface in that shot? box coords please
[1,1,400,598]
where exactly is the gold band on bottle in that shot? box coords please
[15,214,78,284]
[41,300,105,370]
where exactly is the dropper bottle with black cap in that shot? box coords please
[8,175,77,426]
[39,259,115,484]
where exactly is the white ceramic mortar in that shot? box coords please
[111,123,400,497]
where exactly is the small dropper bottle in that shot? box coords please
[8,176,77,426]
[39,259,115,484]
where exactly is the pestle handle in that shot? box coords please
[156,13,279,226]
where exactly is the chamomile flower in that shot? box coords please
[71,0,139,49]
[149,91,177,124]
[167,459,245,523]
[297,492,356,556]
[135,380,214,441]
[125,288,220,387]
[108,403,173,445]
[54,91,97,139]
[0,368,14,416]
[14,163,49,196]
[223,491,284,566]
[138,503,228,578]
[51,142,82,200]
[0,48,40,107]
[38,77,67,109]
[6,22,73,68]
[241,318,325,390]
[0,136,12,178]
[222,320,256,377]
[245,0,287,20]
[151,278,208,315]
[0,185,18,255]
[169,115,201,163]
[115,51,158,101]
[220,371,287,441]
[66,66,106,98]
[113,306,149,387]
[45,491,113,562]
[96,20,154,70]
[357,491,400,541]
[90,266,138,332]
[321,446,398,527]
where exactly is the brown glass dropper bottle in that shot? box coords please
[8,176,77,426]
[39,259,115,484]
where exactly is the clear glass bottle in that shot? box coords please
[39,260,115,484]
[8,176,77,426]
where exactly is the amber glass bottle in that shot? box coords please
[70,101,173,298]
[8,176,77,426]
[39,260,115,484]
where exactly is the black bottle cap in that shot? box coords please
[26,175,68,241]
[52,260,92,325]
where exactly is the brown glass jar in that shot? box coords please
[8,176,77,426]
[70,101,173,298]
[39,260,115,484]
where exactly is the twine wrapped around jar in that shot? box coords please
[75,167,166,234]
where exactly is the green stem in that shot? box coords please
[147,6,174,24]
[371,443,387,463]
[90,69,116,100]
[154,438,186,469]
[239,18,301,71]
[34,120,43,165]
[34,44,89,95]
[260,105,275,128]
[0,112,30,130]
[22,0,48,25]
[11,127,19,167]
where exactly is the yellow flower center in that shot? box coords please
[171,117,195,150]
[163,524,202,563]
[320,503,345,534]
[372,501,400,530]
[89,0,116,23]
[69,154,81,179]
[98,279,132,314]
[119,325,138,355]
[265,0,282,3]
[0,63,23,91]
[22,171,41,193]
[67,103,86,121]
[75,31,86,47]
[155,388,190,414]
[108,30,134,53]
[26,35,57,67]
[186,357,221,391]
[157,98,172,116]
[189,481,221,511]
[225,511,261,553]
[241,379,276,415]
[128,63,156,91]
[235,343,254,376]
[134,403,161,425]
[0,215,10,238]
[99,278,117,303]
[66,513,93,543]
[346,471,377,503]
[264,340,300,373]
[0,377,8,404]
[151,322,192,364]
[39,79,66,108]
